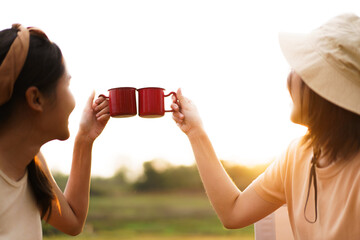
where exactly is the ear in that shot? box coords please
[25,86,44,112]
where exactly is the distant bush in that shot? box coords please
[133,160,203,192]
[90,167,130,197]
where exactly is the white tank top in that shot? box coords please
[0,169,42,240]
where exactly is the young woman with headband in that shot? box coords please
[172,13,360,239]
[0,24,110,238]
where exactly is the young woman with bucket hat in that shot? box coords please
[172,13,360,239]
[0,25,110,238]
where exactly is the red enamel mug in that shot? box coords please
[137,87,177,118]
[99,87,137,118]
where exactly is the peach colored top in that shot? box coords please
[251,139,360,240]
[0,169,42,240]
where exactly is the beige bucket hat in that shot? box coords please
[279,13,360,115]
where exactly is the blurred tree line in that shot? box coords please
[54,159,270,195]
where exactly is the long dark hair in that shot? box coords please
[288,72,360,162]
[0,27,64,219]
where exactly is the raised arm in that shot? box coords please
[38,92,109,235]
[171,89,281,228]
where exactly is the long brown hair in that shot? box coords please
[0,27,64,219]
[288,72,360,162]
[28,158,56,219]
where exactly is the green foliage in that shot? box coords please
[91,168,131,197]
[133,160,203,192]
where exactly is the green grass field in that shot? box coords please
[43,192,254,240]
[44,234,253,240]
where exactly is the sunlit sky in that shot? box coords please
[1,1,359,177]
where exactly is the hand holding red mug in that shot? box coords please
[79,91,110,142]
[171,88,204,136]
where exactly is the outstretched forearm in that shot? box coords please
[63,133,93,230]
[187,128,242,227]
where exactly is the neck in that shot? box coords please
[0,122,45,181]
[316,157,331,168]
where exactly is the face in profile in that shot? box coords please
[42,67,76,141]
[287,71,309,126]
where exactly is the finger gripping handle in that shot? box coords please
[164,92,177,112]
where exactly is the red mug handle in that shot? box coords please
[164,92,177,112]
[98,94,109,99]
